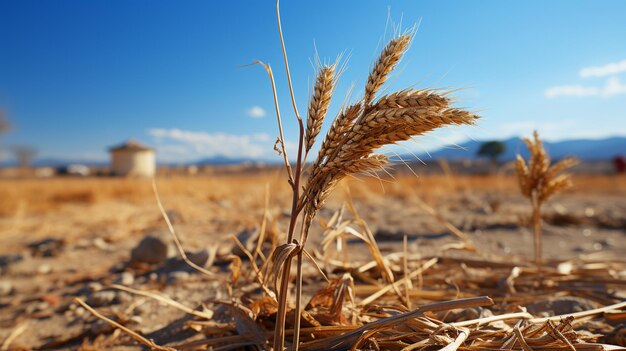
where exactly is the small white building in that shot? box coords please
[109,140,155,177]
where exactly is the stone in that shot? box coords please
[167,271,190,284]
[93,237,112,251]
[526,296,599,316]
[232,228,259,258]
[27,238,66,257]
[91,319,115,334]
[37,264,52,275]
[87,282,104,292]
[130,235,168,265]
[0,281,13,296]
[87,290,118,307]
[117,272,134,286]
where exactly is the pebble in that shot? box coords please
[130,235,169,265]
[167,271,190,284]
[526,296,598,316]
[233,228,258,258]
[27,238,66,257]
[87,290,118,307]
[91,319,114,334]
[26,302,49,314]
[0,281,13,296]
[88,282,104,292]
[37,264,52,275]
[117,272,134,286]
[93,237,112,251]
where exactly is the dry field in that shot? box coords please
[3,17,625,350]
[1,172,625,350]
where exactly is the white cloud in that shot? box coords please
[148,128,270,160]
[544,85,599,98]
[246,106,266,118]
[544,76,626,98]
[580,59,626,78]
[604,76,626,96]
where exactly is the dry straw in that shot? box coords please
[515,131,578,272]
[256,4,480,349]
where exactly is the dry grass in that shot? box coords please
[1,172,625,217]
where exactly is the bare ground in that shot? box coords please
[1,174,625,349]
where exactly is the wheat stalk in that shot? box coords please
[261,6,480,348]
[515,131,578,273]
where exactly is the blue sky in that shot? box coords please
[1,1,625,163]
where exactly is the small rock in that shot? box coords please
[0,281,13,296]
[130,235,168,265]
[41,293,62,307]
[87,290,118,307]
[88,282,104,292]
[129,316,143,324]
[27,238,66,257]
[93,237,112,251]
[117,272,134,286]
[91,319,115,334]
[26,301,49,314]
[232,228,258,258]
[0,254,24,270]
[187,248,210,267]
[37,264,52,275]
[167,271,190,284]
[598,238,615,248]
[526,296,599,316]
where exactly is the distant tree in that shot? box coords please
[477,140,506,164]
[13,146,37,169]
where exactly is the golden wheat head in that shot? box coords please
[297,32,480,241]
[516,131,578,203]
[305,64,337,153]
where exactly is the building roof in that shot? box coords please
[109,139,154,152]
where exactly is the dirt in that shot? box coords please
[0,176,625,349]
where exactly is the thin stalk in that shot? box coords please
[276,0,301,122]
[532,196,543,274]
[273,1,307,350]
[255,61,294,184]
[273,121,304,351]
[292,250,304,349]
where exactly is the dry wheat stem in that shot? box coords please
[264,7,480,349]
[515,131,577,272]
[152,180,223,281]
[74,298,175,351]
[255,61,294,184]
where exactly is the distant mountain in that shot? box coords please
[2,137,623,168]
[422,136,626,161]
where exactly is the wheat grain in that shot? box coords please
[363,34,412,107]
[305,65,336,153]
